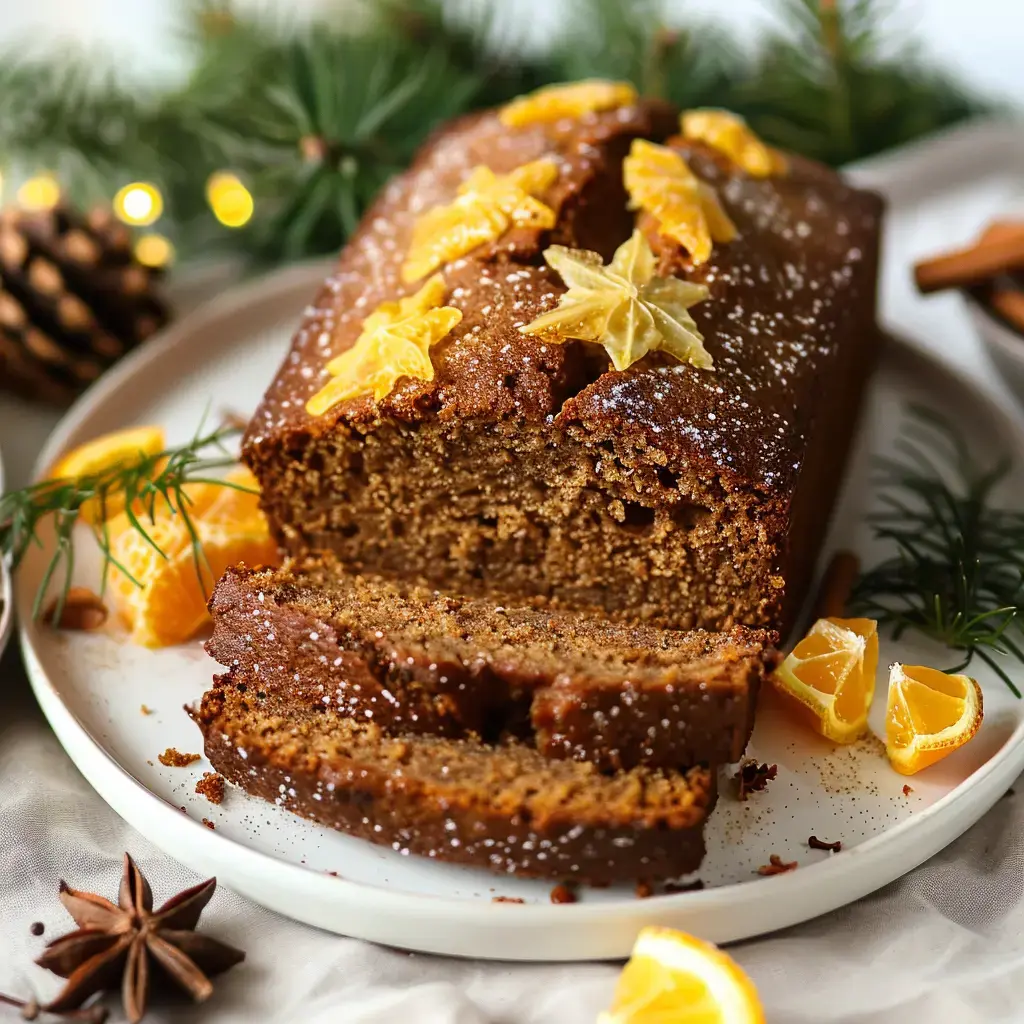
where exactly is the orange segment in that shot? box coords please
[104,467,278,647]
[885,663,983,775]
[771,617,878,743]
[599,927,765,1024]
[49,425,166,524]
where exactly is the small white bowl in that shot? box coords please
[965,289,1024,405]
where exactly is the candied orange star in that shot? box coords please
[401,160,558,283]
[520,229,711,372]
[499,79,638,127]
[624,139,737,265]
[306,274,462,414]
[681,109,787,178]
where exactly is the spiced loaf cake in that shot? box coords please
[196,672,714,883]
[242,85,884,635]
[207,559,779,771]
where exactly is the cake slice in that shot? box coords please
[207,559,778,771]
[195,672,715,884]
[242,90,884,635]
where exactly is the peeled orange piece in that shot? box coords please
[49,425,165,524]
[771,617,879,743]
[599,927,765,1024]
[885,663,983,775]
[105,467,278,647]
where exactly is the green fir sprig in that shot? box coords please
[0,423,244,624]
[0,0,992,264]
[853,406,1024,697]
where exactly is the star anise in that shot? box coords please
[34,854,244,1024]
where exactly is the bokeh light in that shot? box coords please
[17,174,61,212]
[134,233,175,268]
[113,182,164,227]
[206,171,254,228]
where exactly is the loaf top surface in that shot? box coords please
[244,95,883,495]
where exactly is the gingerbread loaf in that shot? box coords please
[206,558,778,771]
[242,88,884,636]
[196,672,715,884]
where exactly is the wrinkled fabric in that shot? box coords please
[3,642,1024,1024]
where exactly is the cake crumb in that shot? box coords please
[550,883,577,904]
[902,784,913,796]
[735,760,778,800]
[202,818,216,830]
[635,879,653,899]
[44,587,108,631]
[808,835,842,852]
[492,896,525,904]
[140,705,153,715]
[159,748,201,767]
[30,922,44,937]
[196,771,226,804]
[757,854,798,876]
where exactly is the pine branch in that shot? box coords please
[0,425,243,623]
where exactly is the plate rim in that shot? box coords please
[16,261,1024,959]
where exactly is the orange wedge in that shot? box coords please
[771,617,878,743]
[49,425,165,524]
[885,663,983,775]
[104,467,278,647]
[599,927,765,1024]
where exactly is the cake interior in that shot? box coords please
[255,415,785,631]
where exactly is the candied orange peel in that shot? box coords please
[500,79,638,128]
[401,160,558,283]
[306,274,462,415]
[681,109,787,178]
[623,139,737,265]
[520,229,711,372]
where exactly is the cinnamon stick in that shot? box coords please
[988,285,1024,335]
[915,228,1024,294]
[812,550,860,620]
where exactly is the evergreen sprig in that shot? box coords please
[0,424,243,623]
[0,0,992,263]
[853,406,1024,697]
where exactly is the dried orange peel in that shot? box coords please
[49,425,166,524]
[500,80,638,127]
[681,109,787,178]
[599,926,765,1024]
[105,466,278,647]
[885,663,983,775]
[771,617,879,743]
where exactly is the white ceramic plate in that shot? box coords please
[0,447,12,664]
[15,254,1024,960]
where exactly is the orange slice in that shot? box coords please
[885,663,983,775]
[104,467,278,647]
[49,425,165,524]
[771,617,879,743]
[599,926,765,1024]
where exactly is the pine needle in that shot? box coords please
[0,426,244,623]
[853,406,1024,697]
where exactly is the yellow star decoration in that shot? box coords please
[306,274,462,415]
[499,79,638,128]
[681,109,788,178]
[623,139,737,266]
[520,230,712,373]
[401,160,559,283]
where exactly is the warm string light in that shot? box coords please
[113,182,163,226]
[17,174,61,212]
[206,171,254,228]
[134,233,175,268]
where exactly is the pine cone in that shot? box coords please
[0,203,171,405]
